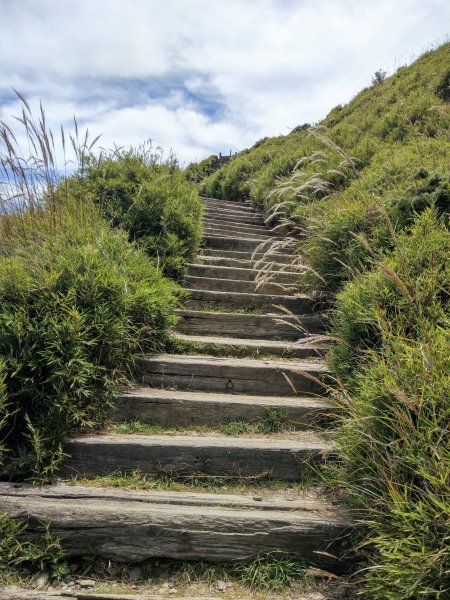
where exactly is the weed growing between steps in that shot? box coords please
[0,514,69,583]
[113,409,289,437]
[67,468,321,495]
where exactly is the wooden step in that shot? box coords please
[204,228,274,241]
[185,275,297,295]
[204,210,266,227]
[203,214,267,229]
[204,234,283,253]
[115,387,333,427]
[196,254,292,270]
[187,263,303,284]
[204,215,265,229]
[137,354,327,395]
[0,483,350,570]
[184,288,315,312]
[62,433,332,480]
[203,205,258,218]
[203,221,275,237]
[176,309,325,340]
[199,248,294,263]
[173,333,327,359]
[201,196,254,211]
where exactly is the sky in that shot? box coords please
[0,0,449,166]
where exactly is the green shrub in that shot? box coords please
[330,208,450,385]
[0,514,69,580]
[0,204,179,479]
[67,150,203,279]
[184,154,217,183]
[330,210,450,597]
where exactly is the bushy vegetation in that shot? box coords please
[0,204,178,479]
[0,514,69,581]
[63,146,203,279]
[184,154,217,183]
[201,42,450,598]
[0,101,186,481]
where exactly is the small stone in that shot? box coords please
[253,495,263,501]
[34,572,50,590]
[67,581,75,587]
[168,590,178,595]
[78,578,96,588]
[129,567,141,582]
[217,580,228,591]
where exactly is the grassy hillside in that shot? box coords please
[201,43,450,599]
[0,103,202,481]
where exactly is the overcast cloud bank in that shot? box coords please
[0,0,449,164]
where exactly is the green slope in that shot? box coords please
[201,42,450,599]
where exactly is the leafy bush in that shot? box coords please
[0,514,69,580]
[69,149,203,279]
[184,154,217,183]
[330,210,450,597]
[0,204,179,479]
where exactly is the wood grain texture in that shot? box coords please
[138,354,327,395]
[173,332,327,358]
[203,222,275,238]
[61,433,333,480]
[196,254,292,269]
[186,263,303,283]
[184,288,313,313]
[115,387,334,427]
[0,584,223,599]
[0,483,350,570]
[175,309,325,340]
[184,275,296,295]
[199,248,293,262]
[204,216,267,231]
[204,235,281,253]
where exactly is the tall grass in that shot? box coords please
[0,96,180,480]
[196,42,450,599]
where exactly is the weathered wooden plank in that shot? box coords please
[186,263,304,284]
[196,254,292,269]
[115,387,334,428]
[183,289,319,316]
[184,288,312,312]
[138,354,327,395]
[204,228,274,243]
[61,433,332,480]
[204,208,264,222]
[204,224,275,239]
[0,587,218,600]
[201,197,254,211]
[184,275,296,295]
[199,248,294,263]
[0,483,350,570]
[173,333,327,359]
[203,216,267,231]
[0,587,64,600]
[204,235,283,253]
[176,309,325,340]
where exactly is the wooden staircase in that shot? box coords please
[0,196,350,572]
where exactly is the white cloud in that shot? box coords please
[0,0,448,164]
